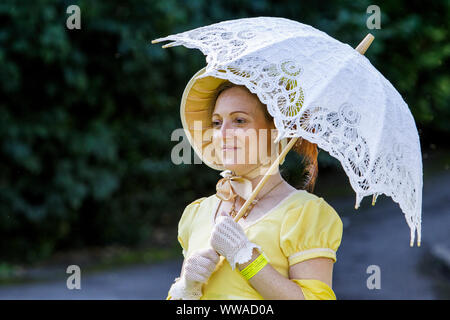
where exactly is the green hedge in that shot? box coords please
[0,0,448,263]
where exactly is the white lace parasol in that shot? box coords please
[153,17,423,247]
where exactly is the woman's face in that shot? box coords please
[211,86,276,175]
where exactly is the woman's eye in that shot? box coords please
[212,118,246,127]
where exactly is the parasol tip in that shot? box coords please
[150,39,179,49]
[151,38,166,44]
[151,37,175,46]
[354,193,363,210]
[355,33,375,55]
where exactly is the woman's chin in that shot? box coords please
[221,162,259,176]
[221,160,246,172]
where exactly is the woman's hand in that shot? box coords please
[210,212,260,270]
[169,247,219,300]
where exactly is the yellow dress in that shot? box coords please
[168,189,343,300]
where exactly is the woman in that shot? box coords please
[168,74,343,300]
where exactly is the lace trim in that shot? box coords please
[168,277,203,300]
[228,242,261,270]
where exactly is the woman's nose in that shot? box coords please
[220,120,234,138]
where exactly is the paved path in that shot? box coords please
[331,169,450,299]
[0,260,182,300]
[0,170,448,300]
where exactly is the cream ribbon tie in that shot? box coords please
[215,170,254,202]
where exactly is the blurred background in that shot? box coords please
[0,0,449,299]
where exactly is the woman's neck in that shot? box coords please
[241,165,284,196]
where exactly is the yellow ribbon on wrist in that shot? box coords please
[239,254,268,281]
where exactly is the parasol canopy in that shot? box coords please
[153,17,423,247]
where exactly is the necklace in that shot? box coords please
[228,180,284,219]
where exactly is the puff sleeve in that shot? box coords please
[280,197,343,266]
[177,197,206,257]
[291,279,337,300]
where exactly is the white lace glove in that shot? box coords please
[210,213,261,270]
[168,247,219,300]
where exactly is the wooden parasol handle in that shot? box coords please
[233,33,375,222]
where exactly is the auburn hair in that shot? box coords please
[213,81,319,193]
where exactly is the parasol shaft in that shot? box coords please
[234,137,298,222]
[233,33,374,222]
